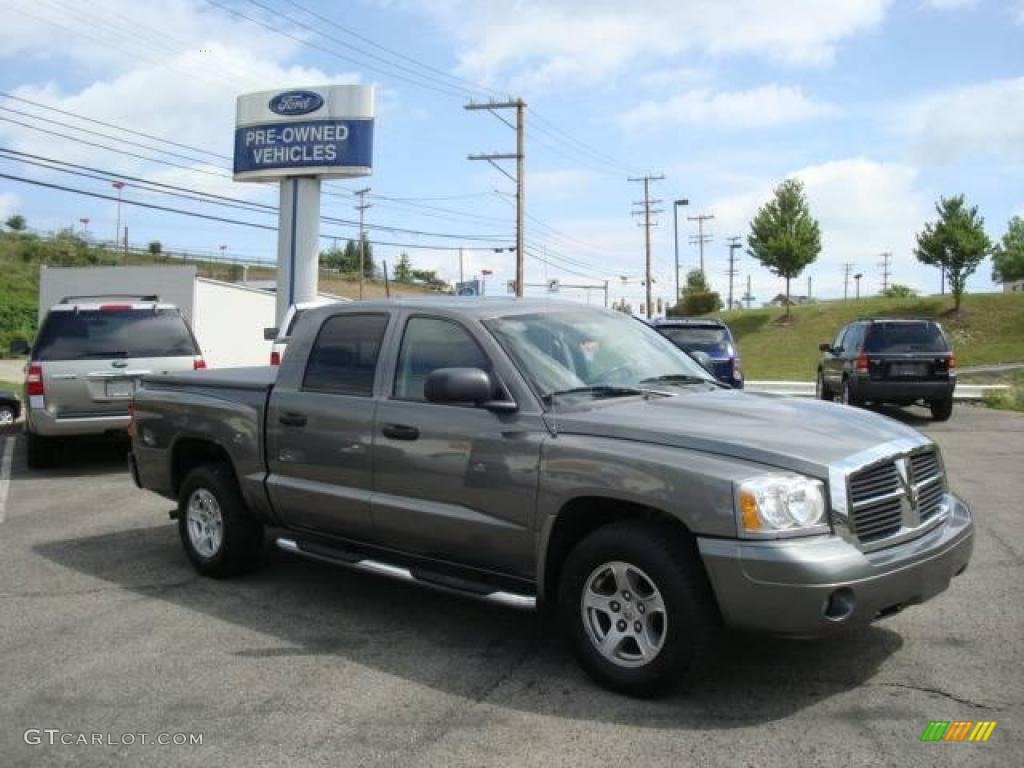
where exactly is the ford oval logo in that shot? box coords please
[268,90,324,116]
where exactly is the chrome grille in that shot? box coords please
[846,447,947,546]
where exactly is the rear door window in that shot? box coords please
[303,313,389,396]
[864,322,948,353]
[33,309,197,361]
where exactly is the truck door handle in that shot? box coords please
[382,423,419,441]
[279,412,307,427]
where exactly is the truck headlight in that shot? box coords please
[736,474,828,537]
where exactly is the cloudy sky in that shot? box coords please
[0,0,1022,309]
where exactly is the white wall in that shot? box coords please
[38,265,197,322]
[193,279,276,368]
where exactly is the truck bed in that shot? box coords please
[143,366,277,392]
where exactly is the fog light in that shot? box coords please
[824,587,855,621]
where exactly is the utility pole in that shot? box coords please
[628,174,665,319]
[879,251,892,295]
[726,236,741,311]
[745,274,753,309]
[843,262,855,301]
[672,199,689,305]
[807,275,812,300]
[687,212,715,274]
[458,247,465,284]
[111,181,124,248]
[854,272,863,300]
[354,187,372,300]
[466,99,526,296]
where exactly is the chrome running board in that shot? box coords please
[275,537,536,610]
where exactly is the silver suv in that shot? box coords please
[14,295,203,468]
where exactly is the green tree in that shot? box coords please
[746,178,821,318]
[914,195,991,312]
[992,215,1024,285]
[4,214,26,231]
[394,251,413,282]
[148,240,162,256]
[673,269,722,316]
[882,283,917,298]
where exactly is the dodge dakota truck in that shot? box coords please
[129,298,974,696]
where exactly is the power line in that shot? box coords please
[0,172,504,252]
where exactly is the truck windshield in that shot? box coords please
[658,326,732,357]
[33,309,197,361]
[485,310,716,400]
[864,322,948,353]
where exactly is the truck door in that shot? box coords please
[266,312,391,541]
[370,314,544,577]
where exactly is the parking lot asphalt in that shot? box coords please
[0,405,1021,767]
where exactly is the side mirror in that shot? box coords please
[263,327,279,341]
[9,338,29,356]
[818,342,832,353]
[688,350,714,373]
[424,368,517,412]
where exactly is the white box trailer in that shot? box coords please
[38,266,279,368]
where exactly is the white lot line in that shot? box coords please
[0,435,14,523]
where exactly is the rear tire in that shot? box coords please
[177,463,263,578]
[816,370,832,401]
[25,430,58,469]
[841,377,861,407]
[930,397,953,422]
[558,521,720,698]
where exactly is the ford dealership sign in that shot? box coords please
[233,84,374,182]
[268,90,324,116]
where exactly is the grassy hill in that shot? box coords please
[0,231,439,356]
[716,293,1024,380]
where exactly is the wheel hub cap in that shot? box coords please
[186,488,223,559]
[580,560,667,669]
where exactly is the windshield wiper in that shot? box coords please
[640,374,726,389]
[542,385,658,403]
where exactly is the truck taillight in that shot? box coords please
[26,363,44,396]
[193,357,206,370]
[947,354,956,372]
[270,351,281,366]
[855,352,869,374]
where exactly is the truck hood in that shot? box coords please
[548,389,925,476]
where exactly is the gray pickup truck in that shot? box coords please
[129,298,974,696]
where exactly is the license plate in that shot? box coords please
[105,379,135,398]
[890,363,926,377]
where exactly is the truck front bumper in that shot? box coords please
[697,494,973,637]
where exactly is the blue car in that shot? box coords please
[653,318,744,389]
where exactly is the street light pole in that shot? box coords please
[673,198,689,306]
[111,181,124,247]
[854,273,863,300]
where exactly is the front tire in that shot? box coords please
[930,397,954,421]
[177,463,263,578]
[0,405,15,427]
[25,430,58,469]
[558,521,719,697]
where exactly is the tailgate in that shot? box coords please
[41,356,196,416]
[869,354,952,381]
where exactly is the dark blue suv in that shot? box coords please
[653,318,743,388]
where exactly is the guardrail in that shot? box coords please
[746,381,1007,401]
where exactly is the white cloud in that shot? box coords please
[895,77,1024,163]
[415,0,891,90]
[0,192,20,222]
[706,159,937,299]
[924,0,978,9]
[530,169,599,200]
[0,0,364,231]
[620,85,838,131]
